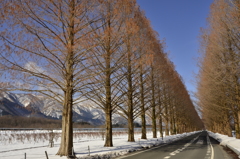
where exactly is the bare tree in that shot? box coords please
[198,0,240,138]
[0,0,99,156]
[83,0,137,146]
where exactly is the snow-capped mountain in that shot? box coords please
[0,92,107,125]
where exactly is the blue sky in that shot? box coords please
[137,0,213,96]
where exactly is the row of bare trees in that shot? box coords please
[0,0,202,156]
[197,0,240,138]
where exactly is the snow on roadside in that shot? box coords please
[76,131,200,159]
[208,131,240,158]
[0,130,200,159]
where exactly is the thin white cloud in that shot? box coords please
[24,61,45,74]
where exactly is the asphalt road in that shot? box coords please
[117,131,234,159]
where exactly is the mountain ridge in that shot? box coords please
[0,92,108,125]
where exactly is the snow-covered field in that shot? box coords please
[2,129,239,159]
[0,129,200,159]
[208,131,240,158]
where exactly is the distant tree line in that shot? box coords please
[0,0,202,156]
[0,116,91,128]
[197,0,240,138]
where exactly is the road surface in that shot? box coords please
[117,131,235,159]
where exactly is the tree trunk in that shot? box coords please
[57,1,74,155]
[236,111,240,139]
[104,23,113,146]
[175,119,179,134]
[173,113,177,134]
[151,67,157,138]
[235,77,240,139]
[224,113,232,137]
[152,105,157,138]
[165,118,169,136]
[170,116,173,135]
[128,114,135,142]
[159,115,163,139]
[227,125,232,137]
[127,48,135,142]
[157,83,163,138]
[140,65,147,139]
[104,110,113,146]
[104,57,113,146]
[57,91,73,156]
[127,82,135,142]
[165,103,169,136]
[141,112,147,139]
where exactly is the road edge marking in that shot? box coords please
[209,137,214,159]
[206,133,214,159]
[117,132,201,159]
[162,133,202,159]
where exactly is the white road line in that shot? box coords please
[209,137,214,159]
[206,134,214,159]
[116,142,169,159]
[117,133,202,159]
[163,133,201,159]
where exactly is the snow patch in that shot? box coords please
[208,131,240,157]
[0,130,200,159]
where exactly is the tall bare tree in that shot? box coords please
[0,0,98,156]
[83,0,137,146]
[198,0,240,138]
